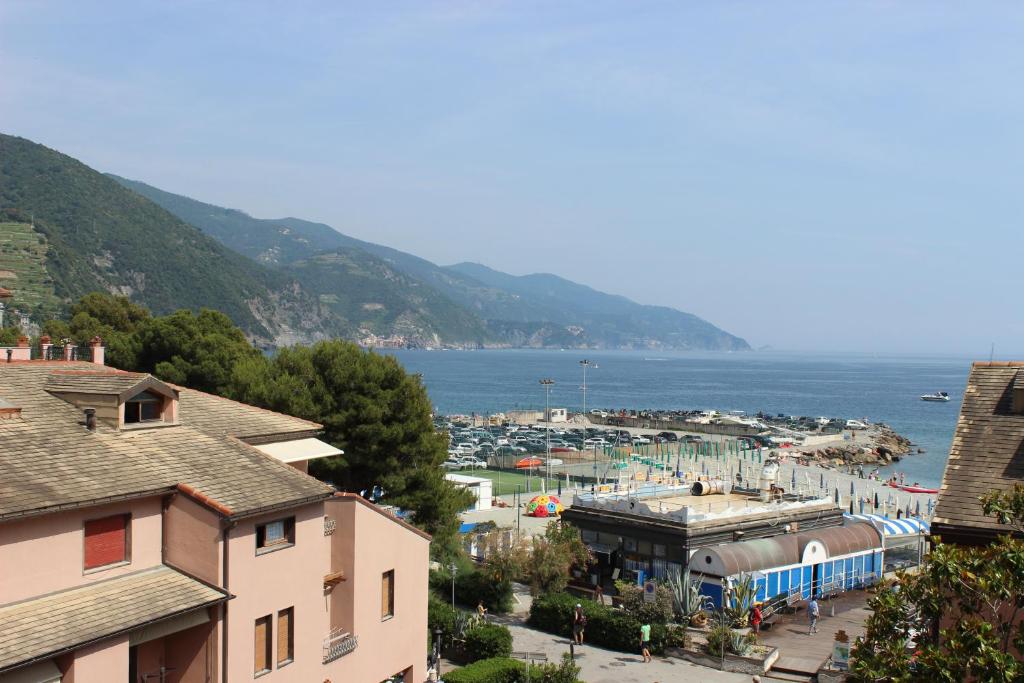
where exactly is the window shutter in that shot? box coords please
[277,608,293,664]
[382,570,394,618]
[254,616,271,673]
[84,515,127,569]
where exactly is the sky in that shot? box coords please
[2,1,1022,355]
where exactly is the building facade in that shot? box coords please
[0,351,428,683]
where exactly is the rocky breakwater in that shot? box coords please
[793,426,913,468]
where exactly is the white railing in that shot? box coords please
[323,629,358,663]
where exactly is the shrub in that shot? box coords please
[431,565,515,614]
[443,655,582,683]
[442,657,524,683]
[528,591,668,655]
[705,624,731,658]
[463,624,513,662]
[614,579,674,625]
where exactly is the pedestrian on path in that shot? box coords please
[750,603,762,636]
[808,595,820,635]
[573,603,586,645]
[640,622,652,662]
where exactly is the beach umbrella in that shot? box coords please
[791,469,797,488]
[820,472,825,489]
[874,492,880,509]
[850,480,855,496]
[849,500,854,515]
[859,497,865,514]
[834,487,840,504]
[914,499,921,517]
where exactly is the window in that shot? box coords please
[124,391,163,424]
[254,615,272,676]
[84,514,129,570]
[256,517,295,554]
[277,608,294,666]
[381,570,395,619]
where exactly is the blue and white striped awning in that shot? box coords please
[845,513,929,536]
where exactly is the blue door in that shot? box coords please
[802,566,813,598]
[823,559,834,592]
[767,571,779,599]
[844,558,855,589]
[702,581,723,608]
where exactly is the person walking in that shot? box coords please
[750,602,763,636]
[640,622,652,662]
[573,603,586,645]
[808,595,820,635]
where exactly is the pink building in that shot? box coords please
[0,351,429,683]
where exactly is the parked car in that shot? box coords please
[631,435,651,445]
[457,457,487,469]
[515,456,543,469]
[657,431,679,442]
[442,459,463,470]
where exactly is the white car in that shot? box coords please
[631,435,652,445]
[455,443,476,454]
[442,459,463,470]
[846,420,869,430]
[584,438,610,447]
[457,457,487,469]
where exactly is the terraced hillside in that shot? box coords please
[0,221,61,319]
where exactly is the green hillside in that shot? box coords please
[290,249,488,344]
[110,173,750,350]
[0,220,63,320]
[0,134,341,346]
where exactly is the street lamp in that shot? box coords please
[540,379,555,487]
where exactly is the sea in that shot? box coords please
[384,349,973,488]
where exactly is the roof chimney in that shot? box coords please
[89,336,105,366]
[84,408,97,432]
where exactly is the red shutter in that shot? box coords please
[84,515,127,569]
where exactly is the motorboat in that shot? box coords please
[886,481,939,494]
[920,392,950,402]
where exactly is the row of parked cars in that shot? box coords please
[438,420,707,471]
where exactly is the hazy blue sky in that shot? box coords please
[2,2,1022,354]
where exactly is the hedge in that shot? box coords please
[463,624,513,662]
[443,655,581,683]
[527,591,669,654]
[442,657,524,683]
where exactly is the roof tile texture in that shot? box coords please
[0,363,333,520]
[933,362,1024,531]
[0,565,227,671]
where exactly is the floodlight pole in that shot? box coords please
[540,379,555,487]
[580,359,598,490]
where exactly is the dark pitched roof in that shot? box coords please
[933,362,1024,536]
[0,363,334,521]
[0,565,228,672]
[45,370,178,401]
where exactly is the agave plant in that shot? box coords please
[725,572,759,627]
[668,567,707,620]
[729,629,754,656]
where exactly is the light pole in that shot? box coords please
[580,360,597,488]
[450,562,457,611]
[540,379,555,488]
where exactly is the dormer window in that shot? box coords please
[124,390,164,424]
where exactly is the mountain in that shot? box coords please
[110,176,488,345]
[109,176,750,351]
[0,134,341,346]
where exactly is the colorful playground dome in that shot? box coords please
[526,494,564,517]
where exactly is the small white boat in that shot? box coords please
[920,392,950,402]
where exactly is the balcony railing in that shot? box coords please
[323,629,358,663]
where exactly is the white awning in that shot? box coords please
[0,660,62,683]
[254,438,343,464]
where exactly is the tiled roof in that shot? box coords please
[44,371,156,397]
[0,363,335,521]
[933,362,1024,533]
[0,565,228,672]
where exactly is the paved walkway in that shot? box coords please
[492,617,752,683]
[758,590,871,675]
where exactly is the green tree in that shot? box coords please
[134,308,263,394]
[0,326,22,346]
[850,484,1024,682]
[43,292,150,369]
[523,522,592,596]
[229,340,473,556]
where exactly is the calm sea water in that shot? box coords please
[385,349,972,488]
